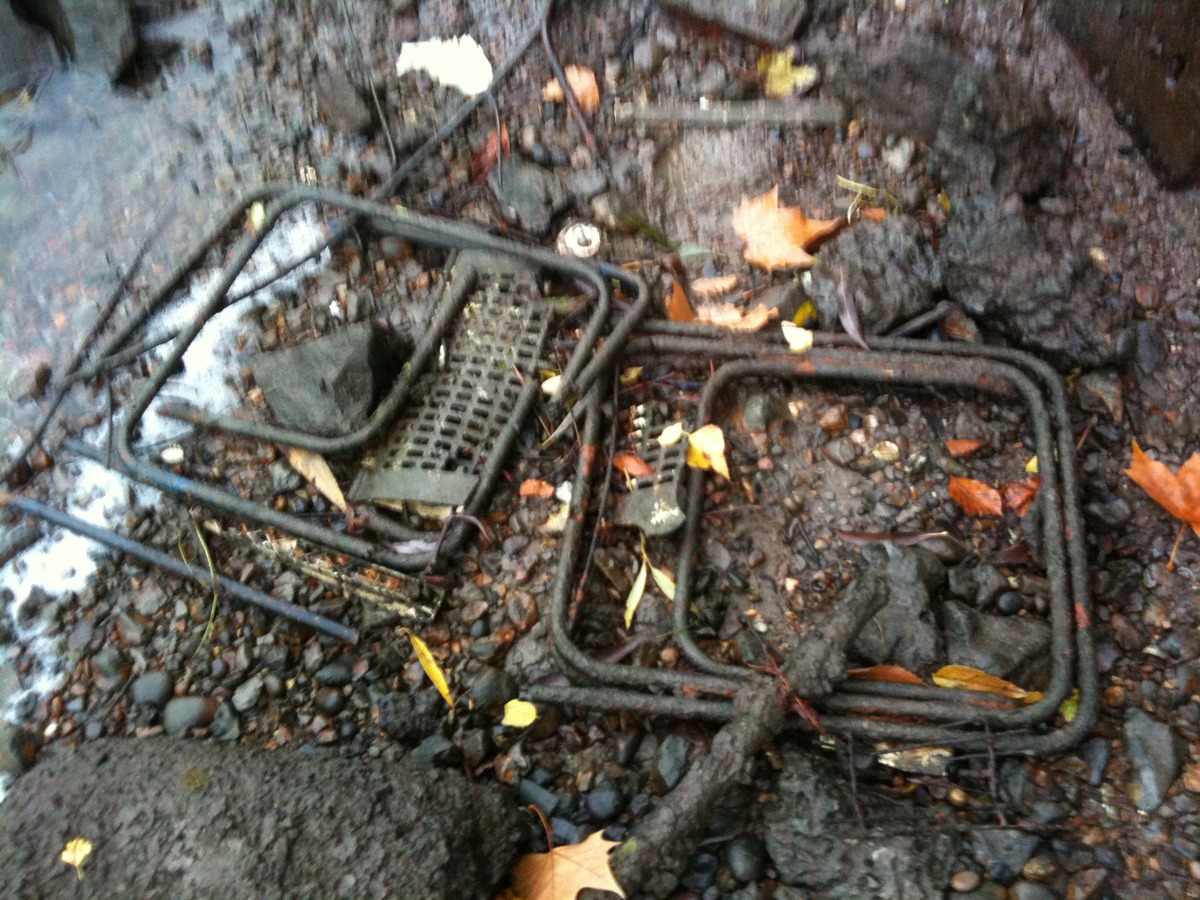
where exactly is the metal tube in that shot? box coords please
[1,493,359,644]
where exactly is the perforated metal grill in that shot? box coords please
[615,402,689,536]
[349,271,552,509]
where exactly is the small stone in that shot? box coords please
[1011,882,1056,900]
[133,581,170,617]
[725,836,767,883]
[408,734,461,769]
[996,591,1025,615]
[657,734,690,789]
[210,702,241,742]
[882,136,916,173]
[162,696,218,736]
[1021,855,1057,881]
[231,675,264,713]
[469,667,518,714]
[91,646,129,689]
[315,686,345,715]
[131,671,174,709]
[1124,708,1185,812]
[83,720,105,740]
[584,783,626,821]
[949,869,982,892]
[823,436,857,467]
[518,779,561,816]
[7,360,52,402]
[314,661,352,687]
[67,617,95,652]
[819,404,850,433]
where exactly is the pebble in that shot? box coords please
[231,675,264,713]
[1124,708,1184,812]
[91,646,129,689]
[551,817,589,847]
[950,869,982,892]
[657,734,690,789]
[315,686,345,715]
[517,778,560,816]
[584,782,626,821]
[972,828,1040,882]
[469,666,518,713]
[162,696,217,736]
[408,734,461,769]
[314,661,352,687]
[7,360,52,402]
[996,590,1025,615]
[131,671,174,708]
[210,702,241,742]
[725,836,767,883]
[83,720,105,740]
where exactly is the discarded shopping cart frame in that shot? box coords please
[528,328,1097,755]
[80,185,652,573]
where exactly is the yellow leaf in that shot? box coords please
[285,446,348,512]
[501,699,539,727]
[757,50,819,98]
[781,320,813,354]
[1025,456,1039,474]
[619,366,644,386]
[510,831,626,900]
[61,838,93,880]
[792,298,819,327]
[541,374,563,396]
[640,535,676,601]
[657,422,685,447]
[686,424,730,480]
[624,558,648,629]
[1059,689,1080,723]
[402,628,455,707]
[932,665,1043,704]
[247,201,266,234]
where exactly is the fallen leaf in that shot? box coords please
[619,366,644,386]
[285,446,348,512]
[1059,689,1080,723]
[541,64,600,113]
[642,535,677,601]
[396,35,493,97]
[613,452,655,479]
[945,439,987,458]
[665,279,697,323]
[694,302,777,332]
[1124,441,1200,537]
[781,320,813,354]
[470,124,510,180]
[846,665,925,686]
[932,664,1043,703]
[877,745,953,776]
[541,374,562,396]
[180,766,212,790]
[834,265,869,350]
[501,699,539,727]
[731,187,842,270]
[519,479,556,499]
[859,206,890,223]
[247,201,266,234]
[1025,456,1039,474]
[686,424,730,480]
[61,838,93,880]
[690,274,739,297]
[657,422,685,447]
[948,476,1003,517]
[624,558,648,628]
[402,628,455,707]
[510,831,625,900]
[757,50,819,98]
[1001,476,1040,517]
[792,298,819,327]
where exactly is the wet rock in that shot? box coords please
[408,734,462,769]
[250,320,410,437]
[315,70,373,135]
[210,702,240,742]
[66,616,94,652]
[162,696,217,736]
[565,168,608,204]
[971,828,1040,884]
[131,671,174,709]
[941,599,1053,688]
[231,675,264,713]
[517,779,560,817]
[1079,736,1110,786]
[469,667,518,714]
[657,734,690,789]
[488,156,567,236]
[551,817,589,847]
[315,687,344,716]
[940,195,1131,370]
[764,748,960,896]
[1011,881,1057,900]
[313,661,352,688]
[91,645,129,690]
[808,215,941,335]
[584,783,626,822]
[6,360,51,402]
[680,851,719,893]
[1124,709,1185,812]
[0,737,523,897]
[949,869,982,892]
[0,722,37,776]
[725,836,767,883]
[1076,370,1125,421]
[851,545,945,675]
[133,580,170,617]
[376,688,443,744]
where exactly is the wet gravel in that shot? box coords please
[3,0,1200,896]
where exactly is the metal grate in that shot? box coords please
[349,270,552,511]
[615,403,689,536]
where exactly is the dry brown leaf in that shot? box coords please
[1001,476,1041,518]
[285,446,348,512]
[613,452,655,479]
[690,274,739,297]
[665,279,697,323]
[1125,441,1200,537]
[686,424,730,480]
[945,438,987,458]
[859,206,890,223]
[846,665,926,686]
[731,186,843,270]
[470,124,509,180]
[933,664,1044,704]
[948,476,1003,517]
[510,831,625,900]
[694,302,777,333]
[541,65,600,113]
[519,478,555,499]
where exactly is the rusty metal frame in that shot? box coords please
[528,329,1097,754]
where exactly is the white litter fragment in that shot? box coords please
[396,35,493,98]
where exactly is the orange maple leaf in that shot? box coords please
[1001,476,1040,518]
[613,452,655,479]
[731,186,843,270]
[948,476,1003,517]
[541,65,600,114]
[510,831,625,900]
[1125,441,1200,537]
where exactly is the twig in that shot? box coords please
[188,515,221,655]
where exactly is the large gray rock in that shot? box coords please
[940,599,1053,688]
[764,748,960,897]
[250,320,410,438]
[1,0,136,87]
[488,156,568,236]
[1124,709,1185,813]
[850,545,945,675]
[0,738,524,899]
